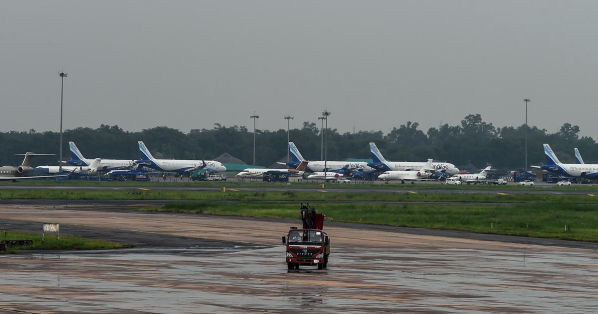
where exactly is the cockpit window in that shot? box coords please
[288,230,323,245]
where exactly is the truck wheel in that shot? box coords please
[318,263,323,270]
[294,263,299,270]
[324,257,328,268]
[287,263,294,270]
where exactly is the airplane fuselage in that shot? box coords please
[384,161,459,175]
[548,163,598,178]
[306,172,344,180]
[71,158,135,171]
[305,161,373,173]
[145,159,226,173]
[237,168,294,178]
[0,166,33,177]
[378,170,432,181]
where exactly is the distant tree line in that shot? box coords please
[0,114,594,171]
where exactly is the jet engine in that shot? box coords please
[16,166,32,175]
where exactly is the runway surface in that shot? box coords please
[0,204,597,312]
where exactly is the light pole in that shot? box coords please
[59,72,68,173]
[250,114,259,165]
[318,116,325,160]
[524,98,530,171]
[284,115,294,164]
[322,110,330,181]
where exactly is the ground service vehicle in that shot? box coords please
[282,205,330,270]
[557,180,572,186]
[518,180,535,186]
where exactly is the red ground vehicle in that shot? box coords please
[282,205,331,270]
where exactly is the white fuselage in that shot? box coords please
[306,172,344,180]
[80,158,135,171]
[36,165,96,174]
[237,168,295,178]
[150,159,226,173]
[305,161,373,173]
[384,161,459,175]
[377,170,432,181]
[555,163,598,177]
[450,172,487,182]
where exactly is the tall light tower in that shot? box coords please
[250,114,259,165]
[322,110,330,181]
[524,98,530,171]
[284,115,294,164]
[318,116,325,160]
[59,72,68,173]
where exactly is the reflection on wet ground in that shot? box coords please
[1,244,597,312]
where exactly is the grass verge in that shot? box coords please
[2,179,598,192]
[0,231,128,253]
[143,201,598,242]
[1,189,597,204]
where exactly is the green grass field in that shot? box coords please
[1,188,597,204]
[1,186,598,243]
[145,201,598,242]
[0,231,128,253]
[2,178,598,191]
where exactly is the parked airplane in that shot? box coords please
[377,160,436,182]
[539,144,598,179]
[68,141,136,171]
[36,158,102,175]
[237,161,308,178]
[137,141,226,173]
[306,172,346,180]
[448,166,493,184]
[368,142,459,175]
[288,142,375,175]
[0,153,66,181]
[575,148,584,164]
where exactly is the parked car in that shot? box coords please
[556,180,572,186]
[518,180,535,186]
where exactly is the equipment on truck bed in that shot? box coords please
[282,203,330,270]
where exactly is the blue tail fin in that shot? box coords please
[68,141,89,166]
[288,142,305,167]
[368,142,390,171]
[544,144,561,166]
[574,148,584,164]
[138,141,155,162]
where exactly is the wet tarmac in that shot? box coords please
[0,205,597,312]
[1,244,598,312]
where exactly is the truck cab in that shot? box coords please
[283,227,330,270]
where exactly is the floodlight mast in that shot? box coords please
[284,115,294,164]
[59,72,68,173]
[524,98,530,171]
[322,110,330,182]
[250,114,259,165]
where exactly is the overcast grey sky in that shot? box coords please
[1,1,597,136]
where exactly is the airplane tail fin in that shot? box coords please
[481,166,492,174]
[543,144,561,165]
[68,141,89,166]
[288,142,305,166]
[574,148,585,164]
[138,141,155,161]
[16,153,55,167]
[368,142,390,170]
